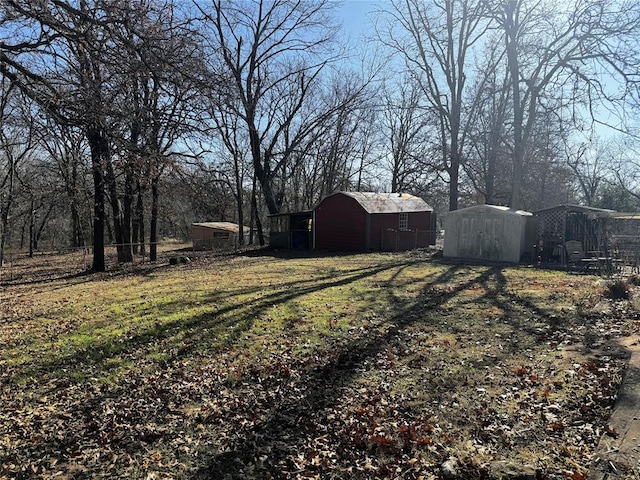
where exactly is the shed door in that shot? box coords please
[458,214,504,261]
[480,218,503,261]
[459,217,481,258]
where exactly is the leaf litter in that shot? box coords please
[0,251,638,479]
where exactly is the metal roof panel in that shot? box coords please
[338,192,433,213]
[192,222,242,233]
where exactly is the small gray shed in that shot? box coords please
[443,205,537,264]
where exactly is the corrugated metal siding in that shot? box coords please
[315,194,367,251]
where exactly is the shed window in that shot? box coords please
[399,212,408,230]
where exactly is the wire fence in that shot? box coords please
[0,241,197,285]
[380,229,438,252]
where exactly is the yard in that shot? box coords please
[0,249,637,479]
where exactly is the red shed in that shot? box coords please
[314,192,436,251]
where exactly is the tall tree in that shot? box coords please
[488,0,640,208]
[207,106,251,243]
[463,36,510,205]
[35,119,92,249]
[381,76,432,194]
[564,136,613,207]
[1,0,125,270]
[609,136,640,207]
[378,0,489,211]
[2,0,204,267]
[0,79,36,265]
[199,0,340,216]
[111,0,205,262]
[310,75,374,202]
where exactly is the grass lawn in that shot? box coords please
[0,249,638,479]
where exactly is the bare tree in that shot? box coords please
[198,0,341,217]
[1,0,127,270]
[487,0,640,209]
[462,35,511,205]
[608,136,640,206]
[380,75,433,194]
[377,0,490,211]
[111,1,206,262]
[2,0,205,267]
[564,136,614,207]
[310,75,375,202]
[208,104,252,243]
[35,119,92,249]
[274,70,377,211]
[0,80,37,265]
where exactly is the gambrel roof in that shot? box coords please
[333,192,433,214]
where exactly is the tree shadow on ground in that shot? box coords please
[198,265,505,478]
[196,265,632,479]
[3,259,630,479]
[3,258,421,389]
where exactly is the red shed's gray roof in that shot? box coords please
[338,192,433,214]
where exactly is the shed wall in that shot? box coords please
[444,207,532,263]
[192,225,236,250]
[370,211,435,251]
[314,195,367,251]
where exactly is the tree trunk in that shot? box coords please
[449,116,461,211]
[105,159,133,263]
[29,197,35,258]
[486,150,496,204]
[236,196,244,247]
[505,0,525,209]
[34,202,54,251]
[485,121,502,204]
[234,155,244,246]
[0,154,14,268]
[448,157,460,211]
[249,174,257,245]
[249,124,282,215]
[251,188,265,246]
[71,201,81,248]
[133,183,145,255]
[87,126,107,272]
[123,163,135,259]
[150,175,159,262]
[255,167,280,214]
[69,157,85,248]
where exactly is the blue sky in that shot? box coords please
[338,0,380,22]
[337,0,383,38]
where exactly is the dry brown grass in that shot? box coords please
[0,249,638,479]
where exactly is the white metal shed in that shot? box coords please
[443,205,536,264]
